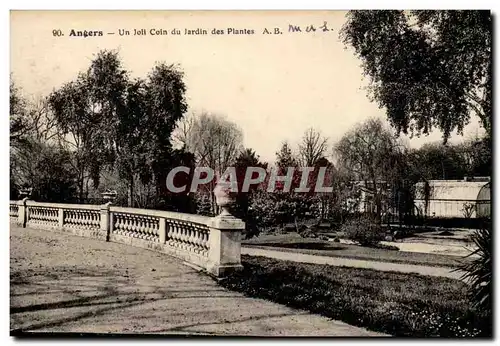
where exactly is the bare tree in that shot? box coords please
[171,112,196,149]
[298,128,328,166]
[184,111,244,213]
[26,95,60,143]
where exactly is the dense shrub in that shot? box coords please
[341,215,385,247]
[219,255,491,337]
[11,141,78,203]
[459,221,492,315]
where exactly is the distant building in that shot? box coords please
[414,177,491,219]
[347,181,391,214]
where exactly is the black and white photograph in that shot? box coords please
[8,9,492,337]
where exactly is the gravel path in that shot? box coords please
[242,247,464,280]
[10,225,385,336]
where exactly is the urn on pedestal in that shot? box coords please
[213,183,237,217]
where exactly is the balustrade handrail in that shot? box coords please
[109,206,212,227]
[24,200,101,211]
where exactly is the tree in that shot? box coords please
[298,128,328,166]
[233,148,268,238]
[25,95,59,143]
[335,117,404,223]
[327,165,361,224]
[275,141,298,170]
[410,142,468,180]
[48,50,188,207]
[10,78,30,149]
[114,62,188,207]
[10,140,78,202]
[458,136,492,177]
[48,50,128,201]
[273,142,312,231]
[171,112,195,149]
[341,10,492,141]
[184,112,244,213]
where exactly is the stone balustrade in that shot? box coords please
[9,198,245,277]
[9,201,19,221]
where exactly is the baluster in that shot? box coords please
[202,230,209,256]
[138,216,144,238]
[131,215,137,237]
[174,222,180,247]
[124,215,130,236]
[195,228,202,253]
[145,217,150,240]
[150,218,156,241]
[154,218,159,241]
[123,215,128,235]
[169,221,176,246]
[167,221,173,245]
[180,225,187,249]
[123,214,128,234]
[130,216,135,236]
[152,218,158,241]
[188,225,195,252]
[140,217,146,239]
[131,216,137,237]
[186,225,192,250]
[114,214,121,234]
[144,217,150,239]
[177,224,182,248]
[183,225,189,250]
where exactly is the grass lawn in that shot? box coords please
[219,255,491,337]
[243,233,468,268]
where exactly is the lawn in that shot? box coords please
[219,255,491,337]
[243,232,468,268]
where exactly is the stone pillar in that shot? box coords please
[58,208,64,228]
[207,185,245,277]
[17,198,29,228]
[159,217,167,244]
[100,202,112,241]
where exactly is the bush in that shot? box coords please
[11,141,78,203]
[341,216,385,247]
[458,221,492,315]
[219,255,491,337]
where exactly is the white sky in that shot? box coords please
[10,10,483,163]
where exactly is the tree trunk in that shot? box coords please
[127,175,134,207]
[78,170,84,203]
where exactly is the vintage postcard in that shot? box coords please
[9,10,492,337]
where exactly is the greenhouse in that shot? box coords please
[414,178,491,219]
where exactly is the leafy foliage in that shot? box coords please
[341,215,385,247]
[10,79,31,148]
[10,140,78,202]
[459,222,491,314]
[233,148,268,239]
[341,10,492,140]
[48,50,128,198]
[47,50,188,206]
[335,117,404,221]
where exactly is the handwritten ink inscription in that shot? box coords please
[288,21,333,33]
